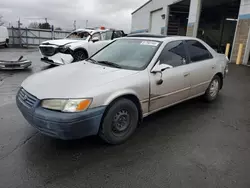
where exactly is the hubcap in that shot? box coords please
[210,79,219,97]
[112,110,130,134]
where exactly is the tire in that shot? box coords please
[99,98,139,145]
[204,75,221,102]
[4,39,9,48]
[73,50,87,62]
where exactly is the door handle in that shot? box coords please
[212,65,215,69]
[184,72,190,77]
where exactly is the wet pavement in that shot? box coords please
[0,48,250,188]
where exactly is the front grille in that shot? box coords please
[4,64,20,68]
[17,88,37,109]
[39,46,56,56]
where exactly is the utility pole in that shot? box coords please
[73,20,76,30]
[18,18,23,47]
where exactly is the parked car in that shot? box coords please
[17,34,229,144]
[39,28,126,65]
[0,26,9,47]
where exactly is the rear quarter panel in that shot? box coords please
[198,39,228,78]
[213,53,228,78]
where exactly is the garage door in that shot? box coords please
[150,9,164,34]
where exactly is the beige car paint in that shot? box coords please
[22,36,228,119]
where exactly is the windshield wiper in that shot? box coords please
[86,58,98,64]
[97,61,121,68]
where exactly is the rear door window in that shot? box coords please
[101,31,113,40]
[186,40,213,63]
[113,31,123,39]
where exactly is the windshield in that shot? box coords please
[66,31,90,40]
[90,39,161,70]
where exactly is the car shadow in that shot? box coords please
[40,64,57,71]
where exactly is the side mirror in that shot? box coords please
[91,37,99,43]
[151,63,173,73]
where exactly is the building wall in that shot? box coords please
[132,0,249,65]
[150,8,165,34]
[131,0,179,33]
[231,0,250,64]
[131,1,153,33]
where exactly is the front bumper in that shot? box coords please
[16,89,106,140]
[40,52,74,66]
[0,59,32,70]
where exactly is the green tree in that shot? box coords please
[39,22,51,29]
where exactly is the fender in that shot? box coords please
[104,89,141,106]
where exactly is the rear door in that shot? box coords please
[184,40,215,97]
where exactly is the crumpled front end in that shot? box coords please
[40,53,74,65]
[39,44,74,65]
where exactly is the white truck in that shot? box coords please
[39,28,125,65]
[0,26,9,47]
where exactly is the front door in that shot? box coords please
[149,40,191,112]
[88,32,103,56]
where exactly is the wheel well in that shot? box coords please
[74,48,88,58]
[104,95,143,123]
[215,72,223,89]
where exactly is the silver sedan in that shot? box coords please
[16,34,229,144]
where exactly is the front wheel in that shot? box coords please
[99,98,139,145]
[204,75,221,102]
[73,50,87,62]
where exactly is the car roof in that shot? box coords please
[124,33,199,42]
[74,28,109,34]
[127,33,167,38]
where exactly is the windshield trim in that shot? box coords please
[89,38,162,71]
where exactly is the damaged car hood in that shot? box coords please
[42,39,87,46]
[21,61,138,99]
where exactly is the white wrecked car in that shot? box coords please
[39,28,125,65]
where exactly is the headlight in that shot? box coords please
[59,45,71,53]
[41,99,92,112]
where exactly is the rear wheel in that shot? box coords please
[204,75,221,102]
[99,98,139,145]
[73,50,87,62]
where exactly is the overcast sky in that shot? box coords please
[0,0,146,32]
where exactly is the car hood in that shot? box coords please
[41,39,86,46]
[21,61,138,99]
